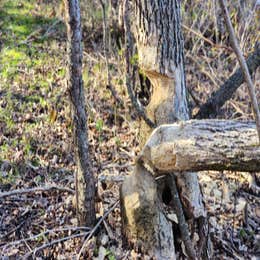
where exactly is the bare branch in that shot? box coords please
[98,0,111,86]
[0,185,74,199]
[2,226,90,247]
[167,175,197,260]
[219,0,260,143]
[195,44,260,119]
[77,201,119,260]
[182,24,232,52]
[23,232,88,259]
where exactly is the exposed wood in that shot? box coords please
[138,120,260,174]
[120,164,176,259]
[135,0,189,144]
[134,1,208,254]
[219,0,260,142]
[132,0,206,223]
[64,0,96,227]
[195,44,260,119]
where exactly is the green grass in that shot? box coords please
[0,0,67,172]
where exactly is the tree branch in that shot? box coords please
[218,0,260,142]
[77,201,119,260]
[195,43,260,119]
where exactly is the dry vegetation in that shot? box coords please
[0,0,259,259]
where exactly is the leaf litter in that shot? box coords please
[0,0,259,259]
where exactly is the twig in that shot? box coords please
[77,200,119,260]
[182,24,232,52]
[2,226,90,248]
[106,84,124,107]
[22,232,88,259]
[98,0,111,86]
[0,185,74,199]
[219,0,260,143]
[186,53,220,88]
[99,0,124,107]
[123,0,156,128]
[42,19,62,38]
[168,175,197,260]
[1,219,27,241]
[18,20,62,46]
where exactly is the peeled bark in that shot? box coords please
[138,120,260,174]
[65,0,96,227]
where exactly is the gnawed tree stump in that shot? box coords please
[120,164,176,259]
[131,0,207,246]
[121,119,259,258]
[138,120,260,174]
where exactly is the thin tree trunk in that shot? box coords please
[64,0,96,227]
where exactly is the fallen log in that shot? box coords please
[138,120,260,174]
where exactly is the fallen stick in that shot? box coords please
[22,232,88,259]
[0,185,74,199]
[77,200,119,260]
[2,226,90,248]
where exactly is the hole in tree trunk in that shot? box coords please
[137,71,152,106]
[162,184,172,205]
[101,181,107,190]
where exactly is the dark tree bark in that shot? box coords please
[64,0,96,227]
[195,43,260,119]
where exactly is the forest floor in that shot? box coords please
[0,0,259,259]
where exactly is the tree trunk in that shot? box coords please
[121,0,208,258]
[133,0,206,218]
[120,164,176,259]
[139,120,260,173]
[64,0,96,227]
